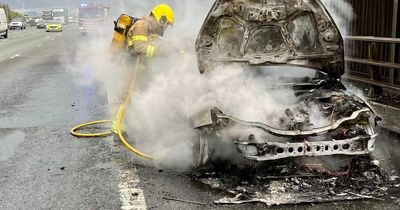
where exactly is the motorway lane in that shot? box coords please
[1,25,400,210]
[0,27,60,62]
[0,25,123,209]
[0,25,244,210]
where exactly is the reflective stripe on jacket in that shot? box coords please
[126,15,161,58]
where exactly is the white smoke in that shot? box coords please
[65,0,358,171]
[125,56,303,170]
[123,0,358,170]
[321,0,354,35]
[320,1,366,98]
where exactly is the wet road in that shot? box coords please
[1,25,400,210]
[0,25,122,209]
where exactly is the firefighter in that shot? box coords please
[109,4,175,134]
[126,4,175,59]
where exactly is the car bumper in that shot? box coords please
[236,133,377,161]
[46,28,62,32]
[194,107,378,161]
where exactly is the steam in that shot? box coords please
[125,60,303,169]
[320,1,366,99]
[65,0,358,171]
[321,0,354,35]
[319,1,365,94]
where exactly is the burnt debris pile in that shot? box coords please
[192,157,393,205]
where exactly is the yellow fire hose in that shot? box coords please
[70,57,155,160]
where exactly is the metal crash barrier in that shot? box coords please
[344,36,400,93]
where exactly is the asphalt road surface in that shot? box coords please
[1,25,400,210]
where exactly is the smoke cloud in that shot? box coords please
[66,0,359,171]
[320,1,364,98]
[321,0,354,35]
[125,60,307,169]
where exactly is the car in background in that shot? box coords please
[36,19,47,29]
[27,19,36,27]
[9,18,26,30]
[46,20,62,32]
[0,8,8,38]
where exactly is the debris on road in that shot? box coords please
[192,159,392,206]
[162,196,207,206]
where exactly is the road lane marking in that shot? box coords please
[10,54,20,59]
[119,166,147,210]
[36,44,42,47]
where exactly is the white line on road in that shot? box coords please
[119,167,147,210]
[36,44,42,47]
[10,54,20,59]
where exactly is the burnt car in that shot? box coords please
[193,0,379,171]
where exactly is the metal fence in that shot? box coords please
[344,0,400,91]
[344,36,400,91]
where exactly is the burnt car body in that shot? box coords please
[193,0,379,169]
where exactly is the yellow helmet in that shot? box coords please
[151,4,175,26]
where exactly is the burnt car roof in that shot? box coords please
[196,0,344,78]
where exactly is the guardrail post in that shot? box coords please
[368,42,380,80]
[368,42,383,95]
[390,0,398,85]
